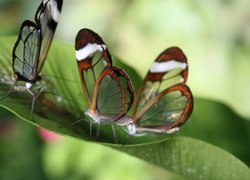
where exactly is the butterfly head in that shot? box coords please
[12,73,19,82]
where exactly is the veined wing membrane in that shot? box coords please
[132,47,188,117]
[134,85,193,132]
[12,20,41,82]
[91,67,134,122]
[75,28,112,108]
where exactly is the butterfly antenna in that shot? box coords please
[0,85,13,101]
[70,118,83,127]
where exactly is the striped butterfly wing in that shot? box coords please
[12,0,63,82]
[35,0,63,73]
[12,20,41,82]
[132,47,193,133]
[75,28,112,108]
[90,67,134,122]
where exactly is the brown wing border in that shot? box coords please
[134,84,193,132]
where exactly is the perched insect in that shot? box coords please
[1,0,63,113]
[75,29,193,140]
[121,47,193,136]
[75,28,134,138]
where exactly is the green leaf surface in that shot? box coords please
[114,137,249,180]
[0,36,249,179]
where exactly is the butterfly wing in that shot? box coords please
[132,47,188,116]
[35,0,63,73]
[90,67,134,122]
[75,28,112,108]
[131,47,193,133]
[134,85,193,133]
[12,20,41,82]
[12,0,63,82]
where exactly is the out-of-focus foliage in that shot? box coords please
[0,109,46,180]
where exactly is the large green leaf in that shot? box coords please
[115,137,249,180]
[0,37,249,179]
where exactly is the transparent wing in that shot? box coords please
[131,47,188,117]
[12,20,41,82]
[134,85,193,132]
[35,0,63,73]
[91,67,134,122]
[75,28,112,108]
[12,0,62,82]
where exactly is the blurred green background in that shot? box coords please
[0,0,250,179]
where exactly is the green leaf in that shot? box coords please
[114,137,250,180]
[0,36,249,179]
[179,99,250,166]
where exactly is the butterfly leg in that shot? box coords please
[26,88,35,119]
[96,122,101,138]
[122,133,130,145]
[27,86,44,120]
[89,120,93,136]
[111,123,118,143]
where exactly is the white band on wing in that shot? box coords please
[42,0,60,22]
[76,43,106,61]
[50,0,60,22]
[150,60,187,73]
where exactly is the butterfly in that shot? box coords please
[120,47,193,136]
[75,28,135,137]
[75,28,193,140]
[1,0,63,113]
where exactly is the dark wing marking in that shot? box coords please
[12,20,41,82]
[131,47,188,117]
[75,28,112,108]
[134,85,193,133]
[35,0,63,73]
[90,67,134,122]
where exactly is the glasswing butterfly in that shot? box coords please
[75,28,134,138]
[75,28,193,140]
[0,0,63,114]
[121,47,193,136]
